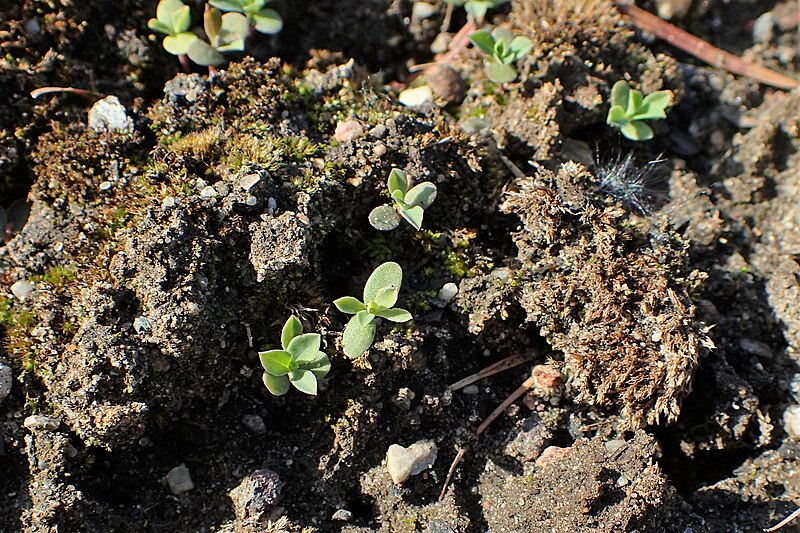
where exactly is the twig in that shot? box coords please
[614,1,799,90]
[30,87,102,99]
[765,506,800,532]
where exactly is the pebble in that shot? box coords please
[739,338,772,359]
[88,96,133,133]
[239,174,261,191]
[462,384,479,395]
[99,181,112,191]
[332,509,353,521]
[535,445,571,467]
[373,143,387,157]
[10,280,35,302]
[0,361,12,404]
[229,469,283,521]
[369,124,387,139]
[784,405,800,439]
[426,520,455,533]
[412,1,437,20]
[166,464,194,494]
[490,267,511,282]
[504,414,553,461]
[752,12,775,44]
[333,119,364,143]
[242,414,266,435]
[386,439,438,484]
[200,186,216,199]
[426,65,467,105]
[399,86,434,108]
[162,197,176,209]
[245,196,258,206]
[437,282,458,303]
[23,415,60,432]
[133,316,151,333]
[655,0,692,19]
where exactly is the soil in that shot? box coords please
[1,0,800,531]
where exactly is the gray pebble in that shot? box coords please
[426,520,455,533]
[242,414,266,435]
[369,125,387,139]
[437,282,458,303]
[332,509,353,521]
[88,96,133,133]
[166,464,194,494]
[462,384,479,395]
[200,186,216,199]
[23,415,60,431]
[239,174,261,191]
[386,439,437,484]
[784,405,800,439]
[0,361,12,404]
[229,469,283,521]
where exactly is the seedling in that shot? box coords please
[469,27,533,83]
[259,315,330,396]
[368,169,437,231]
[334,262,413,358]
[606,80,673,141]
[209,0,283,34]
[186,6,249,66]
[444,0,509,22]
[148,0,199,61]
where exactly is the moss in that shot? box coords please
[31,265,77,287]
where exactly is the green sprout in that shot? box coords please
[368,169,437,231]
[186,6,249,66]
[444,0,509,22]
[469,27,533,83]
[259,315,330,396]
[334,262,413,358]
[148,0,199,58]
[209,0,283,34]
[606,80,673,141]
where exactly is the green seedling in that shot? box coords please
[186,6,249,66]
[259,315,330,396]
[444,0,509,22]
[334,262,413,358]
[148,0,199,58]
[209,0,283,34]
[469,27,533,83]
[369,169,437,231]
[606,80,673,141]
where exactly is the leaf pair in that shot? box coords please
[209,0,283,34]
[606,80,673,141]
[368,169,437,231]
[185,8,249,66]
[148,0,197,56]
[444,0,509,21]
[334,262,413,358]
[469,28,533,83]
[259,316,330,396]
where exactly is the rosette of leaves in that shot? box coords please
[444,0,509,21]
[259,316,331,396]
[148,0,199,57]
[606,81,673,141]
[209,0,283,34]
[368,169,437,231]
[334,262,413,358]
[469,27,533,83]
[184,7,249,66]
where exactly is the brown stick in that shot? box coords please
[30,87,102,99]
[447,351,534,391]
[614,1,799,90]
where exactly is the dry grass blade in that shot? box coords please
[614,1,799,89]
[764,506,800,532]
[447,351,535,391]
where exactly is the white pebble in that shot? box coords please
[166,464,194,494]
[386,439,438,484]
[437,282,458,302]
[200,186,216,198]
[239,174,261,191]
[11,280,35,302]
[784,404,800,438]
[0,361,12,404]
[88,96,133,133]
[399,86,434,108]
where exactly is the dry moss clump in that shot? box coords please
[501,162,713,427]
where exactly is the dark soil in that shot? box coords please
[1,0,800,532]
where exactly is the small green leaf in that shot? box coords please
[399,205,425,230]
[363,262,403,303]
[243,0,268,14]
[252,8,283,34]
[485,61,518,83]
[373,285,399,308]
[171,5,192,33]
[299,351,331,380]
[355,309,376,327]
[633,90,673,120]
[281,315,303,349]
[263,372,290,395]
[610,80,630,108]
[157,0,187,26]
[606,105,628,126]
[148,19,172,35]
[163,32,198,55]
[289,369,318,395]
[492,27,513,48]
[220,12,249,41]
[286,333,321,360]
[342,315,377,358]
[187,39,225,66]
[209,0,245,12]
[620,121,654,141]
[388,168,409,197]
[204,7,223,41]
[334,296,365,314]
[368,205,401,231]
[405,182,437,209]
[259,349,294,376]
[626,88,644,117]
[469,30,495,55]
[509,36,533,59]
[465,0,490,20]
[374,307,413,323]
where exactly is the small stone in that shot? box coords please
[0,361,13,404]
[532,365,562,394]
[739,338,772,359]
[23,415,60,432]
[399,86,434,108]
[267,197,277,215]
[239,174,261,191]
[412,1,437,20]
[462,384,479,395]
[437,282,458,303]
[245,196,258,206]
[166,464,194,494]
[430,33,451,54]
[200,186,216,199]
[784,405,800,439]
[752,12,775,43]
[490,267,511,282]
[162,197,176,209]
[426,520,455,533]
[133,316,151,333]
[242,414,266,435]
[373,143,387,157]
[88,96,133,133]
[332,509,353,521]
[535,445,571,467]
[368,125,387,139]
[426,65,466,105]
[99,181,112,191]
[386,439,438,484]
[505,415,553,461]
[229,469,283,522]
[655,0,692,19]
[333,119,364,143]
[10,280,35,302]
